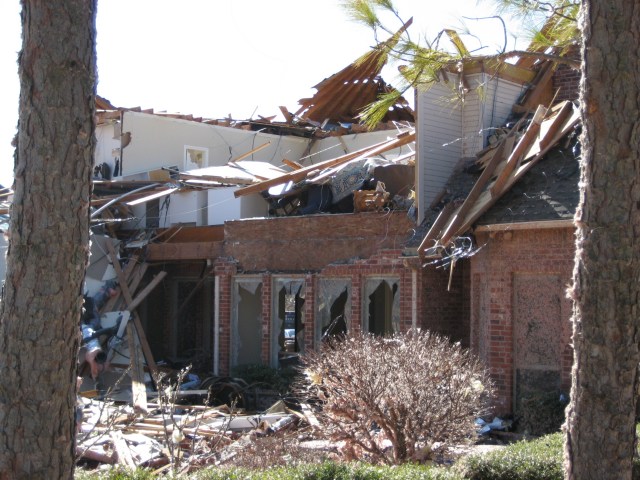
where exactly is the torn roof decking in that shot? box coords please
[295,20,415,126]
[90,160,288,212]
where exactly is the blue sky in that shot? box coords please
[0,0,531,187]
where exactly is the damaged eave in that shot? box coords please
[449,58,538,86]
[144,225,225,261]
[474,219,574,233]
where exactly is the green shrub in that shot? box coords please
[75,468,155,480]
[458,428,640,480]
[192,461,458,480]
[457,433,564,480]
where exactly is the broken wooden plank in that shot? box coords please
[77,445,116,464]
[105,241,159,385]
[419,202,457,254]
[234,130,415,198]
[126,271,167,313]
[229,141,271,163]
[100,255,140,313]
[512,61,555,114]
[535,100,573,152]
[279,106,294,123]
[489,105,547,197]
[110,430,137,468]
[112,263,149,312]
[282,158,303,170]
[126,187,180,207]
[177,173,255,185]
[438,131,515,246]
[127,322,148,413]
[300,403,320,428]
[451,103,580,238]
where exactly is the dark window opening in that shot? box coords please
[368,281,398,335]
[321,288,348,341]
[277,285,304,367]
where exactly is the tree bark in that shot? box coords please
[565,1,640,479]
[0,1,96,479]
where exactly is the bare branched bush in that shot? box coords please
[296,329,493,464]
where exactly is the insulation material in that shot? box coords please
[364,278,400,334]
[231,278,263,367]
[315,278,352,342]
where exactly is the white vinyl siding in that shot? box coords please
[416,74,526,223]
[416,82,462,223]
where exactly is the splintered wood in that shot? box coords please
[76,397,306,473]
[418,100,580,257]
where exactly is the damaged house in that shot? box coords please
[58,31,583,419]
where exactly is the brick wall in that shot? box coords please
[553,46,581,103]
[214,258,237,376]
[211,248,422,375]
[224,212,414,271]
[421,261,469,347]
[471,227,575,414]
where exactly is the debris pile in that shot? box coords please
[76,392,329,474]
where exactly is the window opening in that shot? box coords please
[168,278,212,373]
[316,278,351,344]
[272,279,305,368]
[365,278,400,335]
[322,288,348,341]
[231,280,263,367]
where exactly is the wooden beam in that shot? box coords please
[126,187,179,207]
[126,271,167,313]
[282,159,303,170]
[111,263,149,312]
[438,130,515,246]
[474,219,574,232]
[452,104,579,237]
[105,241,159,385]
[229,141,271,163]
[418,201,456,255]
[177,173,255,185]
[126,322,148,413]
[512,61,555,114]
[100,255,142,314]
[279,106,293,123]
[110,430,137,468]
[234,130,415,198]
[489,105,547,197]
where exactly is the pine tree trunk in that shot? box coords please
[565,1,640,479]
[0,1,96,478]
